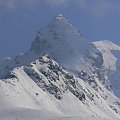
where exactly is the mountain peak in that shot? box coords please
[52,13,69,26]
[55,13,65,20]
[92,40,120,51]
[30,14,89,71]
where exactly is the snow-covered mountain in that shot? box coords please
[86,40,120,98]
[0,14,120,120]
[1,55,120,120]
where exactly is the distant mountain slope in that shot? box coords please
[89,40,120,98]
[92,40,120,71]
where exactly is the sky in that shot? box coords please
[0,0,120,58]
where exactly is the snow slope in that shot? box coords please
[92,40,120,71]
[0,56,120,120]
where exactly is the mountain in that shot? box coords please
[30,14,90,71]
[1,55,120,120]
[86,40,120,97]
[0,14,120,120]
[30,14,120,100]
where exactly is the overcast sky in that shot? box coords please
[0,0,120,58]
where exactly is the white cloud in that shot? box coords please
[0,0,120,18]
[76,0,120,18]
[46,0,66,5]
[0,0,68,9]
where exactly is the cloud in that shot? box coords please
[0,0,68,9]
[0,0,120,18]
[76,0,120,18]
[0,0,32,9]
[45,0,66,5]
